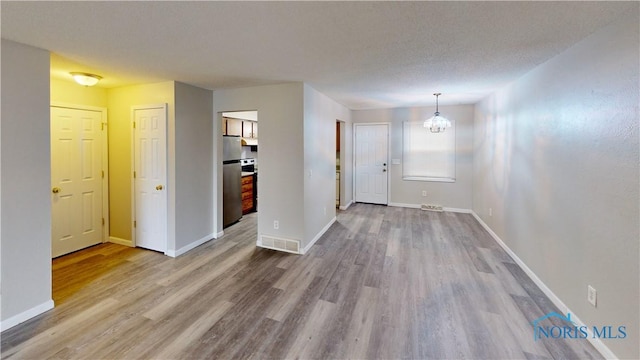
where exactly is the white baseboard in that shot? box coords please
[166,233,214,258]
[442,207,472,213]
[214,230,224,238]
[301,216,336,254]
[470,211,618,360]
[339,200,353,211]
[388,202,471,214]
[109,236,133,247]
[1,299,54,332]
[388,202,420,209]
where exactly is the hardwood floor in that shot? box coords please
[1,204,602,359]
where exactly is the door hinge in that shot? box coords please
[102,218,105,226]
[133,121,136,129]
[102,170,105,179]
[101,122,106,131]
[134,220,137,228]
[133,171,136,179]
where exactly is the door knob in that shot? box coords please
[383,163,387,166]
[52,187,61,194]
[383,169,387,172]
[156,185,164,190]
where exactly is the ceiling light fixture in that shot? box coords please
[424,93,451,133]
[70,72,102,87]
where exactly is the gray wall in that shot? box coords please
[352,105,474,210]
[213,84,305,244]
[303,84,352,248]
[1,40,53,327]
[473,13,639,359]
[174,82,214,250]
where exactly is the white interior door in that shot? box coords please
[51,107,104,257]
[355,124,389,205]
[133,105,167,252]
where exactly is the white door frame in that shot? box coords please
[353,122,390,205]
[130,104,168,252]
[51,102,110,244]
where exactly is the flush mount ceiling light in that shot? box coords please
[424,93,451,133]
[70,72,102,87]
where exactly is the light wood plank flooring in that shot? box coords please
[1,204,602,359]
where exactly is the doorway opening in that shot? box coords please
[336,120,344,209]
[220,110,259,241]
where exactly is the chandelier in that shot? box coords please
[424,93,451,133]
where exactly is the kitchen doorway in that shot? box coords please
[220,111,259,237]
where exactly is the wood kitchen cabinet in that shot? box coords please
[223,118,243,136]
[242,120,258,138]
[241,174,255,214]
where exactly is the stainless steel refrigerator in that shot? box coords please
[223,136,242,227]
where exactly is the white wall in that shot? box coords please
[473,13,639,359]
[174,82,214,251]
[0,40,53,328]
[352,105,474,210]
[213,83,305,244]
[303,84,352,249]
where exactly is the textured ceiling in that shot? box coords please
[1,1,635,109]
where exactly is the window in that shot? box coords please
[402,121,455,182]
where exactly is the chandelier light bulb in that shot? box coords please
[424,93,451,133]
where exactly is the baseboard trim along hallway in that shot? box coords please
[471,211,618,359]
[0,299,54,332]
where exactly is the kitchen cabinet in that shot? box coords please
[242,120,258,139]
[241,174,255,214]
[223,118,243,136]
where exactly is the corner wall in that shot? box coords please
[213,83,305,247]
[1,40,53,328]
[352,105,474,210]
[302,84,352,249]
[174,82,214,252]
[473,12,639,359]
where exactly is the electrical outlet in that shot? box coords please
[273,220,279,230]
[422,190,427,197]
[587,285,597,307]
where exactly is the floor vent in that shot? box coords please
[421,204,444,212]
[260,235,300,254]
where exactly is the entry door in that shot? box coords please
[355,124,389,205]
[51,107,104,257]
[133,105,167,252]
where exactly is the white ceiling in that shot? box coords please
[1,1,635,109]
